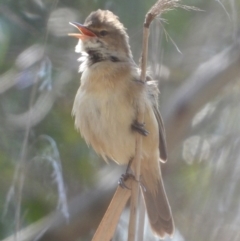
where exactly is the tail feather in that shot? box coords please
[141,166,174,238]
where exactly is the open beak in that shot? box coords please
[68,22,96,39]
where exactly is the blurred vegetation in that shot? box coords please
[0,0,240,241]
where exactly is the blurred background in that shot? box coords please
[0,0,240,240]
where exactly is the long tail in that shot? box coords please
[141,163,174,238]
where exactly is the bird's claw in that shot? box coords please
[131,120,149,136]
[118,173,135,190]
[118,173,146,192]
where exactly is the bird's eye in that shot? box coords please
[99,30,108,37]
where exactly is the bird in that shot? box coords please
[69,9,174,238]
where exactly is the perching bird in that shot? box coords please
[69,9,174,238]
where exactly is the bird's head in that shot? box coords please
[69,9,132,61]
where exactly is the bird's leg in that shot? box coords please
[131,120,149,136]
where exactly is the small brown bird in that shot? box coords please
[69,9,174,238]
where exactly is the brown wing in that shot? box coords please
[153,105,167,162]
[146,80,168,162]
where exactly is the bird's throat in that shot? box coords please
[86,49,121,66]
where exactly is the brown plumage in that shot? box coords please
[69,9,174,238]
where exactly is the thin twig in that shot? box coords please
[128,1,198,240]
[137,195,146,241]
[128,1,176,240]
[127,14,148,241]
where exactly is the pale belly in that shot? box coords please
[72,88,136,165]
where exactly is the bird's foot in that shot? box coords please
[118,158,145,191]
[118,158,135,189]
[118,173,135,190]
[131,120,149,136]
[118,173,146,192]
